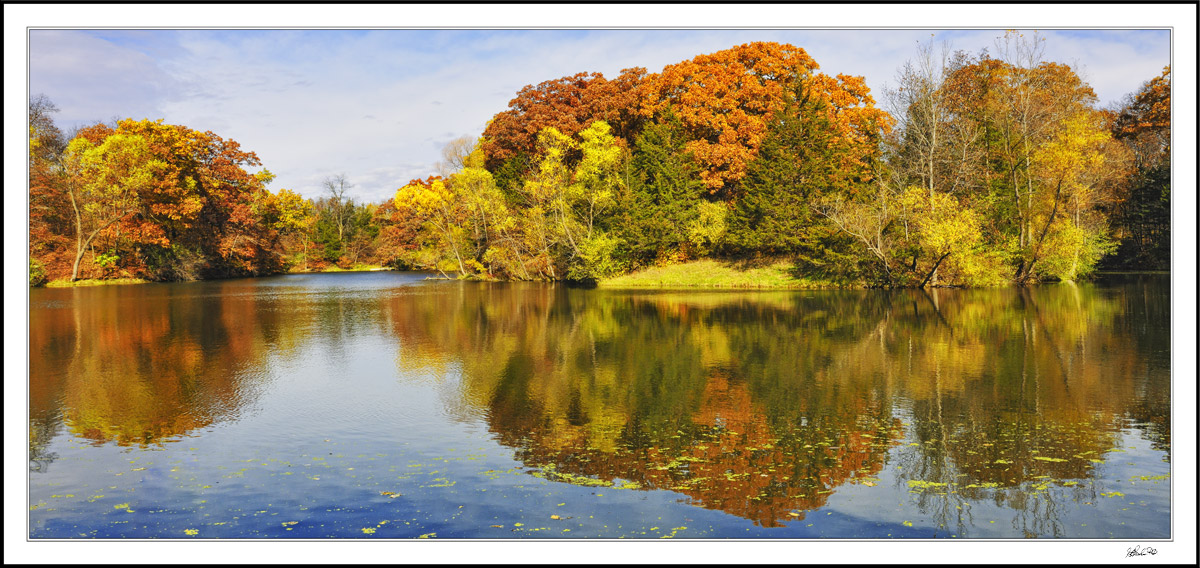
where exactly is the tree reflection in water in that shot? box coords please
[28,276,1169,535]
[380,279,1169,530]
[28,283,286,449]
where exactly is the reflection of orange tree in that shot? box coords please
[380,285,902,526]
[508,372,901,527]
[29,285,296,447]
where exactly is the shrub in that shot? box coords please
[30,258,49,287]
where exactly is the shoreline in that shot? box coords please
[38,265,394,288]
[33,263,1170,289]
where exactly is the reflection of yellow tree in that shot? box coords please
[28,285,300,447]
[884,284,1163,536]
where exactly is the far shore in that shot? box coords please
[39,264,393,288]
[35,262,1169,289]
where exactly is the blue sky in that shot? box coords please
[21,27,1172,204]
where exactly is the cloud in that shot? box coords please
[28,30,188,128]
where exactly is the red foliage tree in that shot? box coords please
[481,68,647,171]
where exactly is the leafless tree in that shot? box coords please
[320,174,354,242]
[436,136,475,177]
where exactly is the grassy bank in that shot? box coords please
[283,264,390,274]
[319,263,388,273]
[44,277,152,288]
[599,259,841,289]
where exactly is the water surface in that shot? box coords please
[28,272,1172,538]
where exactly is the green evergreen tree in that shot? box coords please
[616,111,707,268]
[724,92,851,264]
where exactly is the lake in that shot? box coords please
[27,272,1172,539]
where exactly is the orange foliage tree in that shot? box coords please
[33,114,285,282]
[638,42,891,198]
[28,96,74,282]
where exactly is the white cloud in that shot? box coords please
[28,30,187,127]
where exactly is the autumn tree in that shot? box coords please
[34,118,283,281]
[114,119,281,278]
[638,42,890,199]
[62,131,167,280]
[481,68,647,173]
[423,121,630,281]
[29,95,73,283]
[451,141,509,272]
[987,33,1108,280]
[884,38,986,285]
[371,198,425,270]
[931,32,1126,283]
[393,175,471,276]
[564,121,625,280]
[259,188,316,270]
[513,127,576,279]
[1108,66,1171,269]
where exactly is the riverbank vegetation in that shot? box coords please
[29,33,1170,288]
[598,259,833,289]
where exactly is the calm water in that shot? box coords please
[28,272,1171,539]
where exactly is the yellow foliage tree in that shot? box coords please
[63,133,167,280]
[394,177,469,276]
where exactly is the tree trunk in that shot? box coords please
[921,251,952,288]
[72,212,132,281]
[68,189,84,281]
[1024,180,1066,281]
